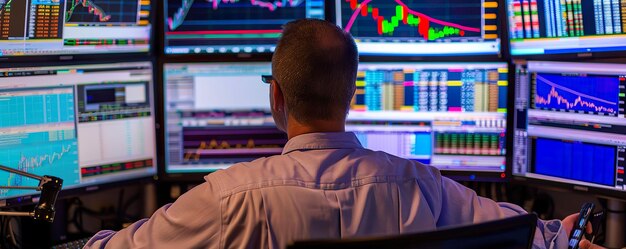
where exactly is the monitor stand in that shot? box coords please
[143,183,157,217]
[605,198,625,248]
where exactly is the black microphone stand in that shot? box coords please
[0,165,63,222]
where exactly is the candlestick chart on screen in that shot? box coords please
[0,0,11,16]
[340,0,485,41]
[532,73,620,116]
[65,0,139,23]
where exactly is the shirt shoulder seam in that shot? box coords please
[219,175,420,197]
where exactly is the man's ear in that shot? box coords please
[272,81,285,112]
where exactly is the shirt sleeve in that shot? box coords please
[83,180,222,249]
[436,176,568,249]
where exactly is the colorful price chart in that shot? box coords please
[532,73,620,116]
[340,0,483,41]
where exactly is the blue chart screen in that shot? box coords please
[534,138,615,186]
[0,88,80,198]
[533,73,619,116]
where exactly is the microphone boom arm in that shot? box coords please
[0,164,63,222]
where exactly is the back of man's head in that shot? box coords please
[272,19,358,124]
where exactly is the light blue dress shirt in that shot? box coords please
[85,132,567,249]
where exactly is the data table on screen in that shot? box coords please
[0,0,152,57]
[507,0,626,55]
[0,87,80,199]
[346,62,509,177]
[0,62,157,201]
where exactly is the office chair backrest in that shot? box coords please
[288,214,537,249]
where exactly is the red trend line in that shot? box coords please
[0,0,12,16]
[169,0,300,30]
[250,0,294,11]
[344,0,372,32]
[394,0,480,32]
[65,0,111,22]
[536,75,617,105]
[212,0,232,9]
[0,2,9,16]
[209,0,299,11]
[77,0,111,22]
[166,29,282,35]
[535,76,617,114]
[344,0,481,34]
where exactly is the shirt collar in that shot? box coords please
[281,132,364,155]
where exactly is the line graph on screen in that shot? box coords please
[341,0,482,41]
[8,144,74,189]
[167,0,306,31]
[65,0,139,23]
[183,138,283,162]
[0,0,12,16]
[0,132,79,198]
[179,127,286,164]
[533,74,619,116]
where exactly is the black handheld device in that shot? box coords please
[568,203,595,249]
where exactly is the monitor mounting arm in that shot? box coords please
[0,165,63,222]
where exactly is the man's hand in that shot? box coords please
[579,239,606,249]
[562,213,606,249]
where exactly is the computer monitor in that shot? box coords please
[513,61,626,197]
[164,62,287,174]
[0,62,156,202]
[348,62,509,181]
[0,0,152,58]
[333,0,501,56]
[507,0,626,57]
[163,0,324,55]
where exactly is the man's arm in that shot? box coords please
[84,180,222,249]
[435,176,567,249]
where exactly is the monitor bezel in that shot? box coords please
[0,59,159,206]
[0,0,156,63]
[510,60,626,200]
[157,59,513,183]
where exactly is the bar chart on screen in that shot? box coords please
[342,0,482,40]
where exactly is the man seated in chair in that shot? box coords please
[86,19,603,249]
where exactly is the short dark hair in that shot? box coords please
[272,19,358,124]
